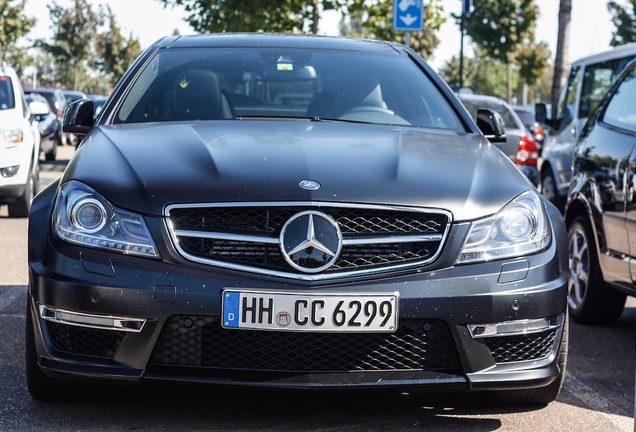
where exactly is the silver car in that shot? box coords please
[459,93,540,186]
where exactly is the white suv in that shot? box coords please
[0,64,41,217]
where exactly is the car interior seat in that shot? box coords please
[340,78,392,114]
[171,70,233,121]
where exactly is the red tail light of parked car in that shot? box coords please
[515,134,539,166]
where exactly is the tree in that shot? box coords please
[158,0,445,59]
[36,0,140,93]
[96,6,142,90]
[38,0,103,90]
[0,0,35,74]
[159,0,345,34]
[439,49,508,98]
[345,0,445,59]
[551,0,571,114]
[461,0,539,102]
[608,0,636,46]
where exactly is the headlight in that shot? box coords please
[53,181,159,258]
[457,190,550,264]
[0,128,23,147]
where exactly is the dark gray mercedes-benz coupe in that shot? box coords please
[26,34,568,405]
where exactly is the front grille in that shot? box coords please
[166,203,451,279]
[485,330,557,363]
[150,316,460,373]
[45,321,125,359]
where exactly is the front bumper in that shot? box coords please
[28,200,568,391]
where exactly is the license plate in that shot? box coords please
[222,290,398,333]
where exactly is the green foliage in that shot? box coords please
[462,0,538,63]
[35,0,141,93]
[38,0,102,89]
[96,6,142,88]
[345,0,444,58]
[439,44,551,104]
[159,0,345,33]
[516,39,550,85]
[159,0,445,57]
[439,50,507,98]
[0,0,35,75]
[454,0,546,102]
[608,0,636,46]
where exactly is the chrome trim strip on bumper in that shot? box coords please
[39,304,146,332]
[467,315,563,339]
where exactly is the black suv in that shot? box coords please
[565,59,636,324]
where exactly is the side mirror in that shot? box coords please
[63,99,94,135]
[476,109,506,143]
[29,101,50,116]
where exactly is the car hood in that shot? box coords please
[63,121,533,221]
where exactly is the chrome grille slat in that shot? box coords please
[166,202,451,280]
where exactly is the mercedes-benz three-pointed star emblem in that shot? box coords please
[279,211,342,273]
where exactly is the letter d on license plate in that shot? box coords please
[222,290,398,333]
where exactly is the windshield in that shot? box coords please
[115,47,463,130]
[0,76,15,111]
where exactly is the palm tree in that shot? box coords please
[551,0,572,111]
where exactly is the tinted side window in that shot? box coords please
[556,65,581,127]
[603,66,636,133]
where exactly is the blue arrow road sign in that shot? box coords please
[393,0,423,31]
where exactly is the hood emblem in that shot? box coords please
[280,211,342,273]
[299,179,320,191]
[179,75,189,89]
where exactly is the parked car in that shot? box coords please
[514,106,545,150]
[537,42,636,211]
[24,88,66,146]
[458,94,540,186]
[26,93,57,161]
[88,94,109,120]
[0,64,42,217]
[565,58,636,324]
[63,90,87,106]
[27,34,568,406]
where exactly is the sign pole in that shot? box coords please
[459,10,465,88]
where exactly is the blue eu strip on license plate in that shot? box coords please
[222,290,398,333]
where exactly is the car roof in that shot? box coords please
[154,33,402,54]
[457,93,504,103]
[571,41,636,67]
[25,88,64,95]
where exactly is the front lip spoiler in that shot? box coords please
[142,368,468,389]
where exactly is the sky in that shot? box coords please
[23,0,616,71]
